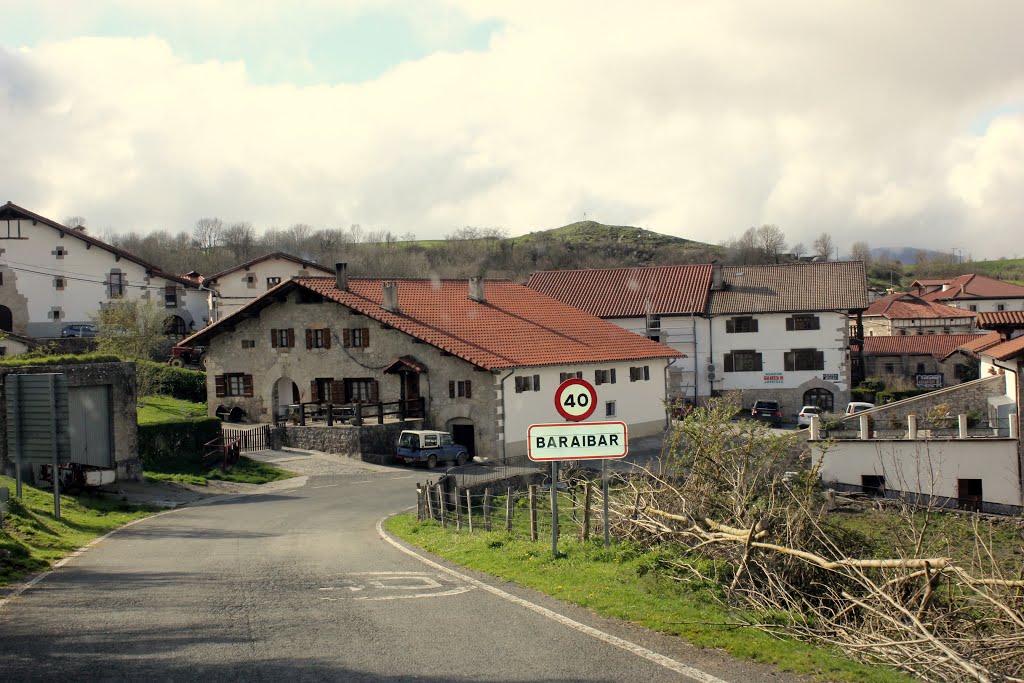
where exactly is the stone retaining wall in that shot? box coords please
[839,374,1006,429]
[275,420,417,464]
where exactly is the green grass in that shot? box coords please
[0,475,161,586]
[386,514,912,683]
[143,456,295,487]
[137,395,208,425]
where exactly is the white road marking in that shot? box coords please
[376,515,731,683]
[320,571,472,601]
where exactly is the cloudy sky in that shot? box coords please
[1,1,1022,259]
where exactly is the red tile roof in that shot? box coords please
[182,277,683,370]
[959,332,1004,354]
[916,274,1024,302]
[526,265,712,317]
[864,292,975,320]
[983,335,1024,362]
[863,334,988,360]
[707,261,868,315]
[976,310,1024,329]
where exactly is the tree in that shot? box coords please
[193,217,225,254]
[850,241,872,265]
[222,221,256,261]
[813,233,834,261]
[62,215,87,229]
[756,224,787,263]
[790,242,807,259]
[93,299,172,401]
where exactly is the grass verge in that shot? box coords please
[0,475,161,587]
[137,395,207,425]
[145,456,295,487]
[386,514,913,683]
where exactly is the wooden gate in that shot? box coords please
[221,424,271,452]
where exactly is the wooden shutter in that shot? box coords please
[449,381,456,398]
[751,319,759,332]
[816,350,825,370]
[362,328,370,347]
[726,319,735,333]
[287,329,295,347]
[465,380,472,399]
[343,329,351,347]
[515,376,524,393]
[271,330,279,348]
[811,316,820,330]
[754,353,763,371]
[533,375,540,391]
[723,353,733,372]
[786,317,795,331]
[369,380,379,403]
[310,380,318,400]
[594,371,602,385]
[215,374,226,397]
[609,369,615,384]
[324,329,331,349]
[784,352,794,372]
[643,366,650,381]
[243,375,254,397]
[330,380,344,401]
[305,329,313,349]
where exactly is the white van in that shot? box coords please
[845,402,875,415]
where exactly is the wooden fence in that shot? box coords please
[222,424,271,452]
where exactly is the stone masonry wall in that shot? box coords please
[277,420,417,465]
[839,374,1006,428]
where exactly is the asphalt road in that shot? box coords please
[0,452,808,683]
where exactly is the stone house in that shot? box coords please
[862,334,986,388]
[529,262,868,414]
[0,202,207,339]
[180,265,683,460]
[861,292,976,337]
[200,251,334,322]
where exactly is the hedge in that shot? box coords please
[0,353,121,367]
[876,388,930,404]
[850,388,876,403]
[138,417,222,472]
[137,360,206,403]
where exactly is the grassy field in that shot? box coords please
[0,475,161,586]
[137,395,208,425]
[386,514,912,683]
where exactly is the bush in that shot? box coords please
[876,388,929,404]
[849,388,875,403]
[138,417,221,472]
[136,360,206,403]
[0,353,120,367]
[856,377,886,393]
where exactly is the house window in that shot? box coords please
[997,304,1005,311]
[449,380,473,398]
[594,369,616,385]
[215,373,254,397]
[54,277,65,290]
[646,314,661,330]
[884,362,895,374]
[241,339,255,349]
[957,479,983,512]
[559,371,583,382]
[306,328,331,349]
[969,305,977,312]
[515,375,541,393]
[163,315,186,337]
[49,308,62,320]
[726,316,758,333]
[109,271,124,298]
[343,327,370,348]
[784,348,824,371]
[629,366,650,382]
[605,401,616,417]
[861,475,885,497]
[53,246,67,259]
[270,328,295,348]
[314,377,335,402]
[803,388,834,412]
[916,362,926,373]
[165,285,177,308]
[267,276,281,289]
[0,347,6,356]
[724,350,762,372]
[246,273,256,288]
[344,378,378,403]
[786,314,820,331]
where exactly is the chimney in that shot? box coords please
[711,263,724,291]
[335,262,348,291]
[469,276,485,303]
[382,281,400,313]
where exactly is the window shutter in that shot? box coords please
[751,319,759,332]
[609,369,616,384]
[811,316,820,330]
[343,329,351,347]
[243,375,254,397]
[644,366,650,381]
[324,329,331,349]
[533,375,540,391]
[723,353,733,372]
[331,380,344,401]
[726,319,735,333]
[449,381,456,398]
[465,380,472,399]
[629,367,636,382]
[287,329,295,347]
[370,380,379,403]
[362,328,370,347]
[594,371,602,386]
[784,352,794,372]
[786,317,794,331]
[310,380,318,399]
[754,353,763,371]
[515,376,524,393]
[305,329,313,349]
[215,375,226,397]
[271,330,279,348]
[816,351,825,370]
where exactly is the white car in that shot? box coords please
[845,402,875,415]
[796,405,822,428]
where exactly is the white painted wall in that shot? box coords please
[713,311,849,392]
[0,218,206,337]
[608,315,706,401]
[816,438,1023,508]
[207,257,333,321]
[499,359,670,454]
[945,298,1024,313]
[0,336,30,356]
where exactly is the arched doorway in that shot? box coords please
[163,315,186,338]
[0,305,12,332]
[446,418,476,458]
[803,388,834,412]
[272,376,301,421]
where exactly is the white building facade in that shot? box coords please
[202,252,334,322]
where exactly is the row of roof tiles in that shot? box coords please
[863,292,975,320]
[912,273,1024,302]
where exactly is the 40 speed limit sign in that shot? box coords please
[554,378,597,422]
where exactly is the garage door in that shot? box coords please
[69,385,113,468]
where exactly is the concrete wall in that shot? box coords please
[0,218,206,337]
[815,437,1022,512]
[863,316,974,337]
[0,361,140,480]
[207,257,332,321]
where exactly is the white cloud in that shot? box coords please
[1,1,1023,258]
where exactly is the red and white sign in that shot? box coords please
[554,378,597,422]
[527,421,628,461]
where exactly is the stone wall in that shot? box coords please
[839,374,1006,429]
[0,361,140,481]
[276,420,417,464]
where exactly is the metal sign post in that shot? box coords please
[550,461,559,556]
[47,375,61,519]
[602,459,610,551]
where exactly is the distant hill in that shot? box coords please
[869,246,947,264]
[514,220,706,249]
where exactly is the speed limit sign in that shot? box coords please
[554,378,597,422]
